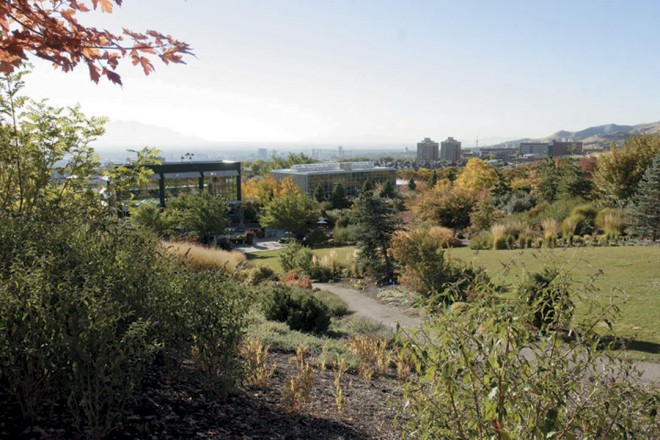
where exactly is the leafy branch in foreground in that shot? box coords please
[0,0,193,84]
[397,267,658,439]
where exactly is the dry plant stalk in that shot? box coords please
[395,347,414,381]
[283,361,315,412]
[317,343,329,372]
[347,335,390,380]
[240,336,276,388]
[333,357,347,412]
[295,344,308,369]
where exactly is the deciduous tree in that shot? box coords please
[455,158,497,195]
[259,193,318,239]
[0,0,192,84]
[593,135,660,204]
[0,69,104,215]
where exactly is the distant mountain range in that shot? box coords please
[93,121,215,149]
[488,121,660,149]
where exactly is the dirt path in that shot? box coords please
[315,282,660,385]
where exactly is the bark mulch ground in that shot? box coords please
[1,352,406,440]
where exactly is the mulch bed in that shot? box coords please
[1,352,406,440]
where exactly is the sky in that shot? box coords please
[21,0,660,148]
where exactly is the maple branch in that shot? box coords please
[0,0,193,84]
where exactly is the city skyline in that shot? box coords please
[21,0,660,148]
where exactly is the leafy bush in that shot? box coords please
[399,271,656,438]
[391,227,487,304]
[0,214,252,437]
[311,289,350,317]
[279,271,313,289]
[495,191,537,214]
[516,266,574,332]
[468,232,493,250]
[244,265,276,285]
[279,241,314,275]
[332,224,359,244]
[288,295,332,333]
[303,228,328,246]
[262,287,331,333]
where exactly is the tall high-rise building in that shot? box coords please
[440,137,462,163]
[416,137,439,163]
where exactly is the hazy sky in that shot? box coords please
[22,0,660,146]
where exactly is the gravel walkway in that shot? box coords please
[314,282,422,330]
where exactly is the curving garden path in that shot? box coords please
[314,282,660,385]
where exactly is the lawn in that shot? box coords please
[449,246,660,359]
[246,245,357,273]
[247,244,659,360]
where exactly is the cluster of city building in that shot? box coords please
[416,137,584,164]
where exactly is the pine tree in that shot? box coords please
[427,170,438,188]
[313,184,325,202]
[353,194,401,281]
[362,179,374,194]
[379,179,397,198]
[629,156,660,240]
[331,183,350,209]
[408,177,417,191]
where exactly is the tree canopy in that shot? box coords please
[258,193,318,238]
[0,0,192,84]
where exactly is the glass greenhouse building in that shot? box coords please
[269,161,396,199]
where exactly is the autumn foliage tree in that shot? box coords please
[0,0,192,84]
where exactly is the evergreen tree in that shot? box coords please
[408,177,417,191]
[427,170,438,188]
[362,179,374,194]
[313,184,325,202]
[330,183,350,209]
[379,179,397,198]
[558,159,593,200]
[629,156,660,240]
[535,158,559,202]
[353,194,401,281]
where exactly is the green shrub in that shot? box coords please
[262,287,296,322]
[516,266,574,332]
[332,224,359,244]
[303,228,328,246]
[279,241,313,275]
[287,295,331,333]
[311,289,350,317]
[0,214,252,436]
[468,232,493,250]
[244,265,276,285]
[262,286,331,334]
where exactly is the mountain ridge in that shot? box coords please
[488,120,660,149]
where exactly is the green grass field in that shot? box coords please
[247,244,660,359]
[448,246,660,357]
[246,245,357,273]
